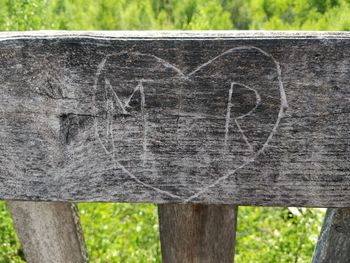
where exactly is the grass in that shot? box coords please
[0,201,325,262]
[79,203,161,263]
[0,202,24,263]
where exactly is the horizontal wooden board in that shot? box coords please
[0,31,350,206]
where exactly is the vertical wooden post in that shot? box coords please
[7,201,88,263]
[158,204,237,263]
[312,208,350,263]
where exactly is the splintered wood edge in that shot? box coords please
[0,30,350,40]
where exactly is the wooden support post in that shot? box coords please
[312,208,350,263]
[158,204,237,263]
[7,201,88,263]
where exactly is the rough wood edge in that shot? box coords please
[158,204,237,263]
[7,201,88,263]
[0,30,350,40]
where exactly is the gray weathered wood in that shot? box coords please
[158,204,237,263]
[312,208,350,263]
[1,31,350,206]
[8,201,88,263]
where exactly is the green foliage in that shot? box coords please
[0,201,324,262]
[2,0,49,30]
[78,203,161,263]
[0,0,346,262]
[0,202,25,263]
[78,204,325,263]
[1,0,349,31]
[185,0,232,29]
[235,207,325,263]
[247,0,350,30]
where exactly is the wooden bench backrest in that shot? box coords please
[1,31,350,263]
[1,31,349,206]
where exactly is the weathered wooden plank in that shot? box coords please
[0,31,350,206]
[312,208,350,263]
[158,204,237,263]
[8,201,88,263]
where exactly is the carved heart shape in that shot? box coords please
[92,46,288,201]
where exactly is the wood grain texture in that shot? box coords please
[0,31,350,206]
[312,208,350,263]
[7,201,88,263]
[158,204,237,263]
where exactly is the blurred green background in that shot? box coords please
[1,0,349,262]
